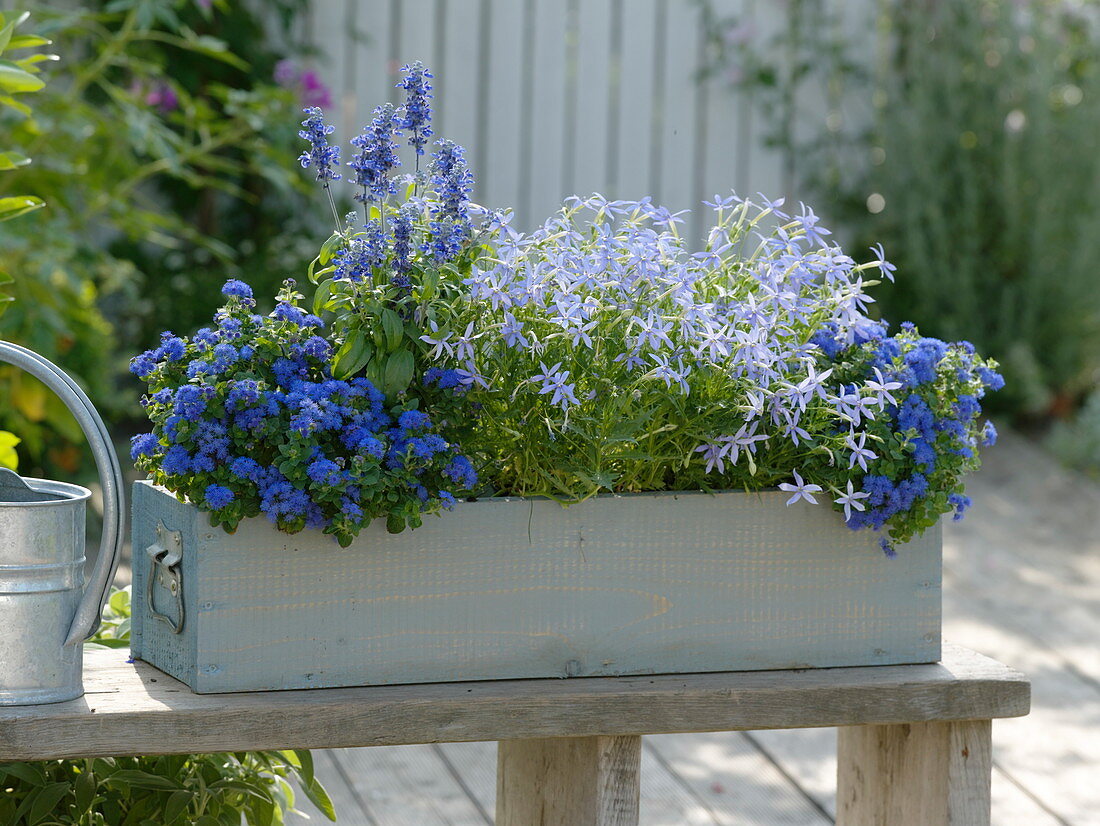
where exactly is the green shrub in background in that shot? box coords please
[0,588,337,826]
[850,0,1100,418]
[703,0,1100,420]
[1047,388,1100,478]
[0,428,17,469]
[0,9,53,472]
[0,0,321,480]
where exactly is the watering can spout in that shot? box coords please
[0,340,124,703]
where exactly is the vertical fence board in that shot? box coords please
[646,0,670,206]
[303,0,875,231]
[309,0,352,143]
[526,0,570,222]
[570,0,614,198]
[614,0,659,203]
[702,1,749,211]
[656,1,701,224]
[335,2,386,153]
[559,0,582,200]
[740,0,786,201]
[480,0,524,210]
[438,1,483,172]
[398,0,438,98]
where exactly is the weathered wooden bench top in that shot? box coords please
[0,643,1027,762]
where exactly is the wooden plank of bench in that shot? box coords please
[0,644,1029,762]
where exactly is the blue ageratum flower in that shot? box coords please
[348,103,401,204]
[156,333,187,363]
[221,279,254,302]
[211,343,239,373]
[397,61,433,156]
[297,107,341,183]
[161,445,192,476]
[130,433,159,461]
[174,385,209,421]
[129,350,158,378]
[204,483,234,510]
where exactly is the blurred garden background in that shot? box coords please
[3,1,1100,822]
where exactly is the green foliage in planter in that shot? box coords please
[0,588,337,826]
[700,0,1100,418]
[0,0,318,480]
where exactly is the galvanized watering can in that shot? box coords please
[0,340,123,705]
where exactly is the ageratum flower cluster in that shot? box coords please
[129,280,477,543]
[807,321,1001,552]
[417,193,1001,553]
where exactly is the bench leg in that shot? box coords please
[496,735,641,826]
[837,720,993,825]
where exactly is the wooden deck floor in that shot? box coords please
[285,429,1097,825]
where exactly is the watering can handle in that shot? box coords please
[0,340,124,646]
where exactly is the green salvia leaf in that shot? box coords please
[382,348,414,397]
[28,781,71,825]
[1,762,48,786]
[292,749,313,787]
[312,277,333,314]
[300,776,337,822]
[381,307,404,352]
[104,769,182,792]
[318,232,343,266]
[163,790,193,824]
[332,328,371,379]
[73,769,97,816]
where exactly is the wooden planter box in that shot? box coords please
[130,481,941,694]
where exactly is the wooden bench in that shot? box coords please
[0,644,1028,825]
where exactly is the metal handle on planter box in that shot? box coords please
[0,339,125,645]
[145,521,184,634]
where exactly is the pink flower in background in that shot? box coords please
[274,60,332,109]
[299,70,332,109]
[133,80,179,113]
[148,85,179,112]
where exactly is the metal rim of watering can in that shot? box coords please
[0,339,124,646]
[0,472,91,506]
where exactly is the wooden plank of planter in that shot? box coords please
[131,482,943,694]
[0,644,1027,762]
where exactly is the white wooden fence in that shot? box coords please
[305,0,868,241]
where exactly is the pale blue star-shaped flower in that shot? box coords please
[778,470,823,506]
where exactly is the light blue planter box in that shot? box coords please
[130,480,941,693]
